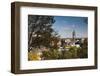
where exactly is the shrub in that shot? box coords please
[42,49,60,60]
[28,51,41,60]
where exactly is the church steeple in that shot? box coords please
[72,30,76,46]
[72,25,76,42]
[72,30,75,40]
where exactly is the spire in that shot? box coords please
[72,25,76,42]
[72,30,75,40]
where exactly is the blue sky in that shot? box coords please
[52,16,88,38]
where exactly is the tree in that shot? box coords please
[80,38,88,58]
[28,15,59,51]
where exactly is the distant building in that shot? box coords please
[57,28,87,49]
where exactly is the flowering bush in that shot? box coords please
[28,51,42,60]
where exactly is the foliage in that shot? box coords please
[28,15,59,51]
[78,39,88,58]
[62,46,78,59]
[28,38,88,60]
[28,51,41,60]
[42,46,79,60]
[42,49,61,60]
[28,48,42,60]
[42,43,88,60]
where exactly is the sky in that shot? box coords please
[52,16,88,38]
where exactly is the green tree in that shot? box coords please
[62,46,79,59]
[28,15,59,51]
[42,49,61,60]
[79,38,88,58]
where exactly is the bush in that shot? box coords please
[61,46,79,59]
[28,51,41,60]
[77,47,88,58]
[42,49,61,60]
[42,46,85,60]
[29,43,88,61]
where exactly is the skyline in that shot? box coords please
[52,16,88,38]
